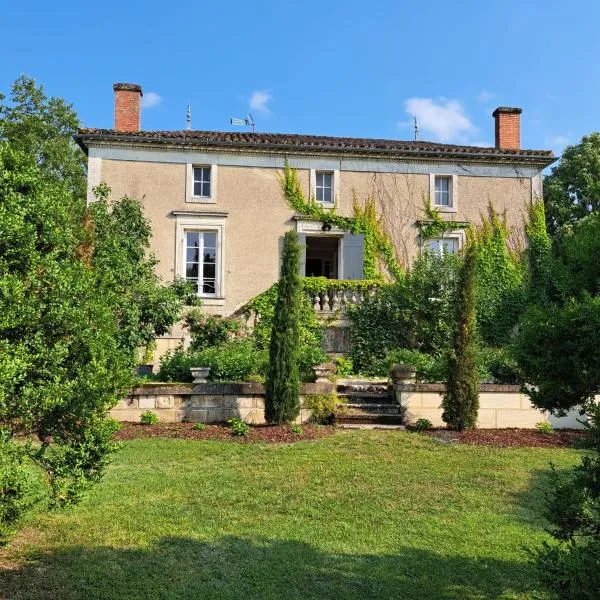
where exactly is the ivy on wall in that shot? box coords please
[278,162,403,281]
[417,198,470,239]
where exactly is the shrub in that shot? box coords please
[536,422,553,434]
[290,424,303,435]
[410,418,433,432]
[335,356,354,378]
[228,417,250,436]
[265,231,302,424]
[478,347,523,384]
[192,422,206,431]
[532,405,600,599]
[185,309,243,351]
[140,410,159,425]
[442,242,479,430]
[305,393,339,424]
[372,348,447,382]
[157,339,268,383]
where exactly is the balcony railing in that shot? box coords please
[302,278,383,315]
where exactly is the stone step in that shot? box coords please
[335,413,405,426]
[343,403,399,415]
[338,391,395,402]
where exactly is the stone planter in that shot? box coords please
[312,363,335,383]
[390,363,416,385]
[190,367,211,384]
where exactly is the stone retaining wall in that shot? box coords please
[110,382,334,424]
[394,383,589,429]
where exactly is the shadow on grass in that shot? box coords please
[0,535,543,600]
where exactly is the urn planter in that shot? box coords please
[312,363,335,383]
[190,367,211,384]
[390,364,417,385]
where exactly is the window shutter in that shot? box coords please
[297,233,306,277]
[342,234,364,280]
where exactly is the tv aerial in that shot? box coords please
[230,113,255,133]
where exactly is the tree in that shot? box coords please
[0,78,187,543]
[442,241,479,430]
[544,133,600,239]
[265,230,302,424]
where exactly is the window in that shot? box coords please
[193,166,211,198]
[185,230,218,295]
[435,176,451,207]
[426,237,459,256]
[315,171,333,204]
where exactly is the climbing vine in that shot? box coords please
[278,162,403,280]
[418,198,469,239]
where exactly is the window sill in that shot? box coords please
[186,196,217,204]
[433,205,457,213]
[199,296,225,306]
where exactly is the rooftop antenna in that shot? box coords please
[186,105,191,130]
[414,117,419,141]
[230,113,255,133]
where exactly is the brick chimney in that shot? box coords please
[113,83,143,132]
[492,106,522,150]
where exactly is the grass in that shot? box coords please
[0,430,582,599]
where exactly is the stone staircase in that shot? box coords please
[335,380,405,428]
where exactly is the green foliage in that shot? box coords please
[348,253,459,374]
[471,205,526,346]
[265,230,302,424]
[279,162,403,280]
[192,422,206,432]
[185,309,243,352]
[442,242,479,430]
[0,435,39,544]
[419,198,470,239]
[304,393,339,424]
[410,418,433,432]
[477,347,523,385]
[334,356,354,378]
[514,296,600,413]
[140,411,159,425]
[157,339,267,383]
[0,79,186,542]
[543,132,600,239]
[535,422,553,434]
[533,405,600,599]
[372,349,447,382]
[524,200,555,304]
[228,417,250,436]
[290,424,303,435]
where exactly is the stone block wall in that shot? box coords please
[110,382,333,424]
[394,383,589,429]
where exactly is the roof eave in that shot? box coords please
[73,133,557,168]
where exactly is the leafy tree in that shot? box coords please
[0,75,86,199]
[544,133,600,239]
[265,231,302,424]
[0,78,187,543]
[442,242,479,430]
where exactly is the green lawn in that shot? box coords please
[0,430,581,600]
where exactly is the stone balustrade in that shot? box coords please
[309,285,377,314]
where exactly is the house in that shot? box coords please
[75,83,556,357]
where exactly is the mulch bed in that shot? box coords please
[421,428,589,448]
[114,422,334,443]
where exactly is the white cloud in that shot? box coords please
[401,97,477,144]
[477,90,494,103]
[249,89,272,115]
[545,134,572,154]
[141,92,162,109]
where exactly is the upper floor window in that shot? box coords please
[316,171,334,204]
[434,176,452,207]
[193,166,211,198]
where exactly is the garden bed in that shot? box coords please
[421,427,588,448]
[114,422,333,443]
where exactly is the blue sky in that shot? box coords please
[2,0,599,156]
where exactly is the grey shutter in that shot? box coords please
[342,234,364,280]
[297,233,306,277]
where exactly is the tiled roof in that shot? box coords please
[76,128,555,164]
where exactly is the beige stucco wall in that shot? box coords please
[99,157,535,322]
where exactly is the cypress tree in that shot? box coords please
[442,241,479,430]
[265,230,302,424]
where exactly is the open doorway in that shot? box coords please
[305,236,339,278]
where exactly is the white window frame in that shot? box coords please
[175,214,226,305]
[310,168,339,207]
[186,163,218,204]
[429,174,458,213]
[423,229,465,258]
